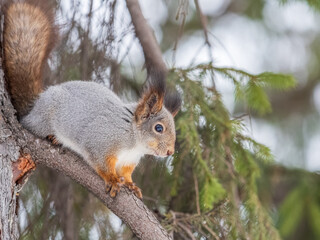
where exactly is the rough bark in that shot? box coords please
[0,65,20,240]
[0,0,173,239]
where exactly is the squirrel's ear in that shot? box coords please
[135,89,164,123]
[135,70,166,123]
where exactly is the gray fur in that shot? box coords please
[21,81,176,169]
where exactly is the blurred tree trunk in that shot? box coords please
[0,141,19,240]
[80,0,93,81]
[0,149,19,240]
[0,64,22,240]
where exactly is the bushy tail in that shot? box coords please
[3,0,57,117]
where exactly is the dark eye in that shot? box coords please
[155,124,164,133]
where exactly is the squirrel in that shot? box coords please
[3,0,181,198]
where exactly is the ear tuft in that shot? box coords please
[164,90,181,117]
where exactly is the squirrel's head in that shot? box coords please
[134,74,181,157]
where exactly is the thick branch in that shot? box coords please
[125,0,167,74]
[27,135,171,240]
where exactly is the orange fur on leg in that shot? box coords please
[117,164,142,199]
[96,156,123,198]
[117,164,136,183]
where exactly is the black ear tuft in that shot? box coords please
[164,90,181,117]
[145,69,166,98]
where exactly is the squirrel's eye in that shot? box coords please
[155,124,164,133]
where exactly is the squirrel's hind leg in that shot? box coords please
[20,92,55,138]
[117,165,142,199]
[96,156,124,198]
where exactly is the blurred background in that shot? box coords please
[18,0,320,239]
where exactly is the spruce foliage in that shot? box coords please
[279,0,320,11]
[161,64,295,239]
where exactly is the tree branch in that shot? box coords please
[29,138,171,239]
[125,0,167,74]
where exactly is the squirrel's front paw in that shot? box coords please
[105,175,124,198]
[125,182,142,199]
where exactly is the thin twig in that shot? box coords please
[193,0,210,46]
[193,173,201,215]
[172,0,188,64]
[177,222,196,240]
[194,0,214,62]
[203,223,220,240]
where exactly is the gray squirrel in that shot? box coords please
[3,0,181,198]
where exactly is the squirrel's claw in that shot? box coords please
[105,175,123,198]
[125,182,142,199]
[108,183,120,198]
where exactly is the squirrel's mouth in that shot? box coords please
[152,149,168,158]
[153,150,160,156]
[147,146,167,157]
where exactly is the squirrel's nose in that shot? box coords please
[167,150,174,156]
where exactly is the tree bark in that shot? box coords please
[0,65,20,240]
[0,0,172,239]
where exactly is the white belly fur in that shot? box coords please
[55,129,145,170]
[116,144,146,169]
